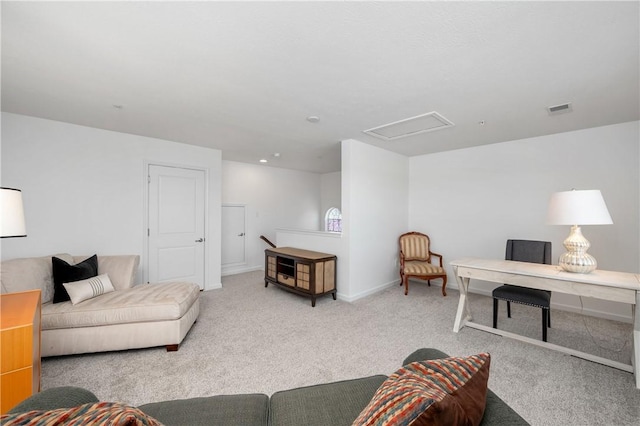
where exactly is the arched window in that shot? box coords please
[325,207,342,233]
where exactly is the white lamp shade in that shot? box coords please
[546,189,613,225]
[1,187,27,238]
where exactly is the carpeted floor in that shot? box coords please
[42,271,640,425]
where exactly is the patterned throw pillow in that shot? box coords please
[353,353,491,426]
[0,402,163,426]
[63,274,115,305]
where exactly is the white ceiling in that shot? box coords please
[2,1,638,174]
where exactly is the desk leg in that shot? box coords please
[633,292,640,389]
[453,269,472,333]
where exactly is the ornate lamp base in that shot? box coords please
[558,225,597,273]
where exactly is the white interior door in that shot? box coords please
[148,165,205,289]
[222,205,246,265]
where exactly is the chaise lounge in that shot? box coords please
[0,253,200,356]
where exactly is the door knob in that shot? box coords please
[238,233,245,236]
[195,238,204,242]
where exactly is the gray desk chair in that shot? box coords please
[492,239,552,341]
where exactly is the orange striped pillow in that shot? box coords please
[353,353,490,426]
[1,402,162,426]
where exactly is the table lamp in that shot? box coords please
[0,187,27,238]
[546,189,612,273]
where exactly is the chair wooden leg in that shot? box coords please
[427,279,431,287]
[404,277,409,295]
[542,309,548,342]
[493,299,498,328]
[507,301,511,318]
[441,276,447,297]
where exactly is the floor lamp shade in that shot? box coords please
[1,187,27,238]
[546,189,612,273]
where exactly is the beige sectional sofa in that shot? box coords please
[0,254,200,357]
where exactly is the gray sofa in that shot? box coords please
[7,348,529,425]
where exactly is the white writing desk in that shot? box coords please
[450,258,640,388]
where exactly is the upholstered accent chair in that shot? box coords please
[398,232,447,296]
[492,239,552,342]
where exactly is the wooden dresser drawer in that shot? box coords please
[277,273,295,287]
[1,290,41,414]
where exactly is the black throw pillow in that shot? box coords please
[52,255,99,304]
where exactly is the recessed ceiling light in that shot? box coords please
[259,159,268,163]
[306,116,320,123]
[273,153,280,158]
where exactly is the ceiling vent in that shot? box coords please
[547,102,573,115]
[363,111,455,141]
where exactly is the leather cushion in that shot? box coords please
[492,285,550,308]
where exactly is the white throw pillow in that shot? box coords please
[63,274,115,305]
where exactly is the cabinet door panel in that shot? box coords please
[324,260,336,291]
[297,264,310,290]
[267,256,276,278]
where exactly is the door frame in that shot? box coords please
[143,161,209,286]
[221,203,248,269]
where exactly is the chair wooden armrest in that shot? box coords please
[430,251,444,267]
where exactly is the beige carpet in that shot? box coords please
[42,271,640,425]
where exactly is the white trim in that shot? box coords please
[324,206,342,232]
[221,265,263,277]
[338,279,398,303]
[276,228,342,238]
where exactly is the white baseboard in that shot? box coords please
[338,279,399,303]
[221,265,263,277]
[222,270,633,325]
[205,282,222,291]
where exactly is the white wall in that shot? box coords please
[221,161,322,275]
[341,139,409,300]
[409,121,639,322]
[1,113,223,290]
[320,171,341,230]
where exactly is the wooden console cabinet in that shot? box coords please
[265,247,337,307]
[1,290,42,414]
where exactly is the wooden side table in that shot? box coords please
[1,289,42,414]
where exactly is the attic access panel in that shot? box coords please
[363,111,454,141]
